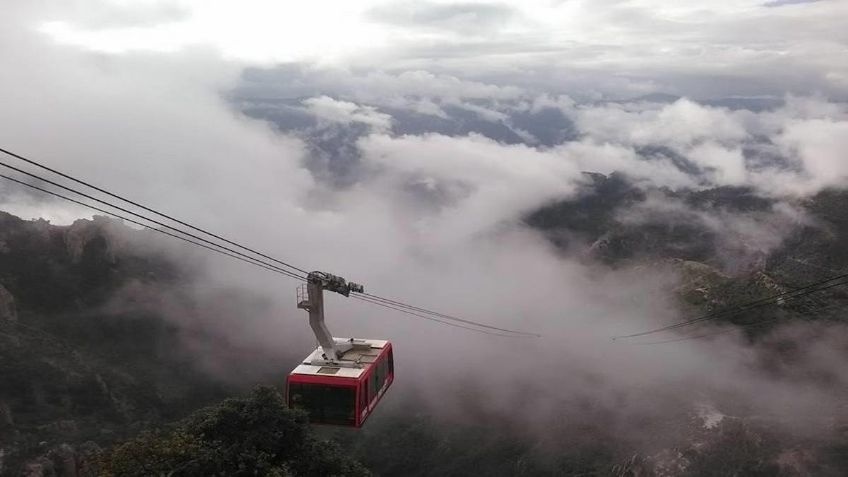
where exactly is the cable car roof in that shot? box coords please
[290,338,389,379]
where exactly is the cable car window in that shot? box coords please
[376,357,387,391]
[368,370,378,403]
[289,383,355,425]
[387,349,394,375]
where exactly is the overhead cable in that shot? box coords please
[0,176,528,337]
[0,146,541,338]
[0,146,310,276]
[0,159,308,281]
[351,294,535,338]
[617,275,848,342]
[0,173,306,281]
[357,292,541,337]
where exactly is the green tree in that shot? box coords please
[101,386,369,477]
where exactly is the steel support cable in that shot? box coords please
[0,160,307,281]
[0,147,542,337]
[0,146,309,276]
[0,173,307,282]
[627,278,848,345]
[0,176,530,339]
[0,169,538,337]
[613,273,848,340]
[351,294,534,337]
[356,292,541,337]
[0,172,540,337]
[0,146,530,331]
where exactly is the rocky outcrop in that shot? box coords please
[612,454,655,476]
[48,444,78,477]
[0,210,228,475]
[0,283,16,322]
[0,400,13,428]
[63,217,120,265]
[22,457,54,477]
[21,442,102,477]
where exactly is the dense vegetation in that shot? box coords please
[101,387,368,477]
[0,213,233,474]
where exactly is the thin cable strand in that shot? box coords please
[613,273,848,339]
[0,173,306,282]
[351,294,535,337]
[0,160,307,281]
[0,148,540,335]
[0,146,310,275]
[627,279,848,345]
[357,292,541,337]
[0,169,540,338]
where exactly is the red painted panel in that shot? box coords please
[356,343,394,427]
[287,341,394,428]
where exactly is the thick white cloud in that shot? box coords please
[30,0,848,98]
[358,133,582,246]
[562,98,848,195]
[769,119,848,194]
[348,70,525,102]
[555,140,697,190]
[302,95,392,131]
[574,99,749,148]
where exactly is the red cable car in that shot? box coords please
[286,271,394,427]
[287,339,393,427]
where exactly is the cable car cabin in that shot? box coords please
[287,339,393,427]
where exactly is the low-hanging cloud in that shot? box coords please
[561,97,848,196]
[302,96,393,131]
[764,0,824,7]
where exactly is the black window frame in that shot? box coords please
[289,382,356,426]
[368,369,379,403]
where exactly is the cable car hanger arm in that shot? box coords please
[297,271,365,367]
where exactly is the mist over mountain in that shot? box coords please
[2,1,848,476]
[3,175,848,474]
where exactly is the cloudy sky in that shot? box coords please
[25,0,847,99]
[2,0,848,436]
[8,0,843,200]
